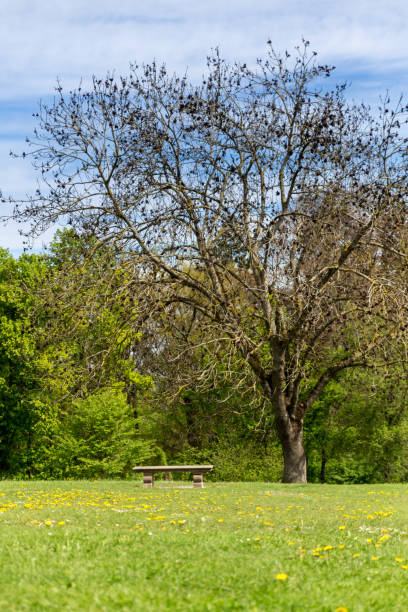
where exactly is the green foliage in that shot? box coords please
[0,235,157,478]
[36,389,156,479]
[42,229,149,397]
[0,249,47,473]
[2,231,408,483]
[305,368,408,484]
[173,438,283,482]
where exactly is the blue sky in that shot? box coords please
[1,0,408,255]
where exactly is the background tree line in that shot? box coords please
[1,229,407,483]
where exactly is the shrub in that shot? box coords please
[39,389,156,478]
[172,438,283,482]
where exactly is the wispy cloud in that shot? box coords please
[1,0,407,250]
[1,0,408,98]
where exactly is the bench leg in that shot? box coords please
[193,473,204,488]
[143,473,154,487]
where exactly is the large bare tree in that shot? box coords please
[8,42,408,482]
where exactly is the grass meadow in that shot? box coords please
[1,481,408,611]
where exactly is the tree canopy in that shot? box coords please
[8,42,408,482]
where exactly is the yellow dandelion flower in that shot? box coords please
[396,558,403,563]
[339,525,345,530]
[353,553,360,558]
[275,573,288,580]
[217,519,224,523]
[336,607,348,612]
[371,557,379,561]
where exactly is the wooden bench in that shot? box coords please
[132,465,213,488]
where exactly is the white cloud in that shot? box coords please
[1,0,407,98]
[1,0,407,250]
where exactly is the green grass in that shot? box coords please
[1,481,408,611]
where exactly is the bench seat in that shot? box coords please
[132,465,213,488]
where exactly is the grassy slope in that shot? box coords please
[0,480,408,611]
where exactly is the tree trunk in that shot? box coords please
[269,347,308,482]
[320,448,327,483]
[276,417,307,483]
